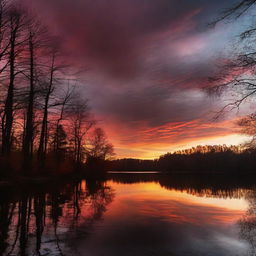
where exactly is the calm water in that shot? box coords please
[0,173,256,256]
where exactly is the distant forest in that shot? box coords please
[109,145,256,174]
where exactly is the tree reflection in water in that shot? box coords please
[239,190,256,256]
[109,173,254,199]
[0,180,114,256]
[1,174,255,256]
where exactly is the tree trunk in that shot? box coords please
[38,55,55,161]
[2,16,18,155]
[23,32,35,159]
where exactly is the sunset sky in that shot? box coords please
[23,0,254,159]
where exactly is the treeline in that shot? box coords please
[110,145,256,174]
[0,1,114,175]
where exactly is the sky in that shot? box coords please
[23,0,255,159]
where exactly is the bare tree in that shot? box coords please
[2,5,25,155]
[213,0,256,24]
[37,52,56,160]
[22,16,47,158]
[67,96,94,163]
[22,30,35,157]
[237,114,256,148]
[37,51,74,161]
[52,84,74,155]
[86,127,114,160]
[210,1,256,117]
[0,2,114,170]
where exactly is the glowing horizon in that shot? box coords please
[111,134,248,159]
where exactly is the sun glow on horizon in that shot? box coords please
[114,134,249,159]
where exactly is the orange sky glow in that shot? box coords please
[102,118,249,159]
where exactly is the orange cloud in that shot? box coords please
[101,117,247,159]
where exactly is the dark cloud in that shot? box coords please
[21,0,246,156]
[97,86,212,127]
[24,0,236,78]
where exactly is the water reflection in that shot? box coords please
[239,190,256,256]
[109,173,255,199]
[0,180,114,256]
[0,174,256,256]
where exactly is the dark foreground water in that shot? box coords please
[1,173,256,256]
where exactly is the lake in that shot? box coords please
[0,173,255,256]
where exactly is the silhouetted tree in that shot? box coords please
[210,1,256,117]
[2,5,25,155]
[22,12,49,160]
[0,2,113,174]
[87,127,115,160]
[37,52,56,161]
[51,83,74,155]
[52,124,68,157]
[37,47,73,161]
[237,114,256,148]
[67,96,95,163]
